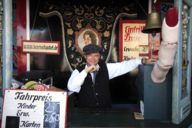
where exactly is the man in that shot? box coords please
[67,44,151,108]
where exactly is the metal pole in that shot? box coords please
[26,0,30,71]
[148,0,152,14]
[2,0,12,89]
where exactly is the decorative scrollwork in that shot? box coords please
[182,4,188,67]
[40,2,137,71]
[181,3,189,99]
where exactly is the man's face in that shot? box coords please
[85,52,100,66]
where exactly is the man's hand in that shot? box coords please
[84,65,99,73]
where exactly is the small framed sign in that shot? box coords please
[22,40,60,55]
[1,89,67,128]
[119,20,149,61]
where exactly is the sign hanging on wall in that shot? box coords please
[119,20,149,61]
[22,40,60,55]
[1,89,67,128]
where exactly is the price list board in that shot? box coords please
[1,89,67,128]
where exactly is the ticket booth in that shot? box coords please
[0,0,191,127]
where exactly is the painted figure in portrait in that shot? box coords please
[75,28,101,55]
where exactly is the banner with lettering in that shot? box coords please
[1,89,67,128]
[119,20,149,61]
[22,40,60,55]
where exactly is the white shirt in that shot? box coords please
[67,59,142,92]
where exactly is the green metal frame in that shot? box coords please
[172,0,192,124]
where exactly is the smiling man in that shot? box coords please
[67,44,151,108]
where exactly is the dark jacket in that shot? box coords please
[76,61,111,108]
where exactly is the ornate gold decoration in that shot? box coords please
[104,31,110,37]
[67,28,73,35]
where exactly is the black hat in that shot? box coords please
[83,44,102,55]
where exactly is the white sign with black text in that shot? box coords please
[1,89,67,128]
[22,40,60,55]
